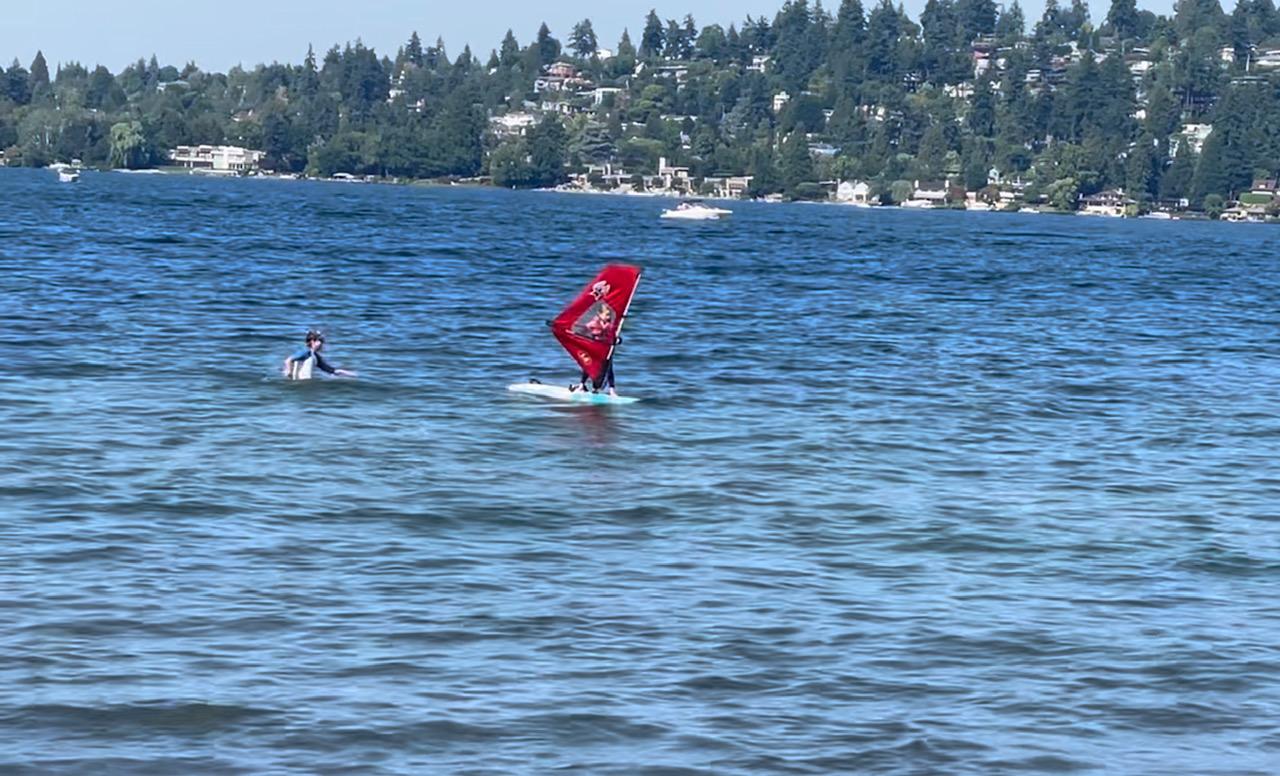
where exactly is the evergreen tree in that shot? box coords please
[957,0,998,39]
[664,18,686,59]
[5,60,31,105]
[1160,146,1196,201]
[528,115,568,185]
[434,84,486,175]
[866,0,903,80]
[641,10,667,59]
[536,23,561,66]
[500,30,521,68]
[1174,0,1226,40]
[1106,0,1141,39]
[696,24,729,60]
[570,19,599,59]
[682,15,700,58]
[1125,132,1161,199]
[29,52,50,98]
[747,141,782,196]
[406,32,425,68]
[299,45,320,99]
[831,0,868,92]
[617,29,637,59]
[780,127,816,194]
[996,1,1026,44]
[969,76,996,136]
[773,0,826,91]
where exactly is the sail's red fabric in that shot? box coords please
[550,264,642,381]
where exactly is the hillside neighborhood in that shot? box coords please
[4,0,1280,219]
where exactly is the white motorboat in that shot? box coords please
[660,200,732,220]
[58,169,80,183]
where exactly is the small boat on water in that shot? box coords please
[58,169,80,183]
[660,200,733,221]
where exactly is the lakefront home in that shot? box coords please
[903,180,948,208]
[169,145,264,173]
[836,180,873,206]
[1079,189,1133,217]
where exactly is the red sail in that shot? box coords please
[549,264,642,382]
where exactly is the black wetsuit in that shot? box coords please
[580,361,615,392]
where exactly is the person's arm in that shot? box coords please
[315,353,356,377]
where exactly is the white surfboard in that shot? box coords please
[508,382,640,405]
[288,356,314,380]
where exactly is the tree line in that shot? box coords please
[3,0,1280,209]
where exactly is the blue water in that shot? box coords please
[3,168,1280,774]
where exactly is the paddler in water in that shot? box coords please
[571,305,617,395]
[282,329,356,380]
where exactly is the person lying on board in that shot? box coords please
[282,329,356,379]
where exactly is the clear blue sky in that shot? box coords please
[6,0,1179,74]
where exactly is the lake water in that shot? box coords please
[3,168,1279,774]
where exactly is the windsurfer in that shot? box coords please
[548,264,640,399]
[572,305,618,394]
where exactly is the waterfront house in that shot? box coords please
[170,145,264,173]
[1220,205,1267,222]
[702,176,754,199]
[1079,189,1133,217]
[657,157,691,192]
[904,180,948,208]
[836,180,873,205]
[1250,179,1279,199]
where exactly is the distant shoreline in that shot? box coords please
[15,165,1251,223]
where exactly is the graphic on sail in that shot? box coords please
[548,264,642,383]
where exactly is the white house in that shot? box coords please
[836,180,873,206]
[903,180,948,208]
[1253,48,1280,69]
[170,145,264,172]
[490,112,538,138]
[592,87,624,106]
[657,157,691,191]
[1079,189,1132,217]
[1178,123,1214,155]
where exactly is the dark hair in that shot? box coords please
[305,329,325,343]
